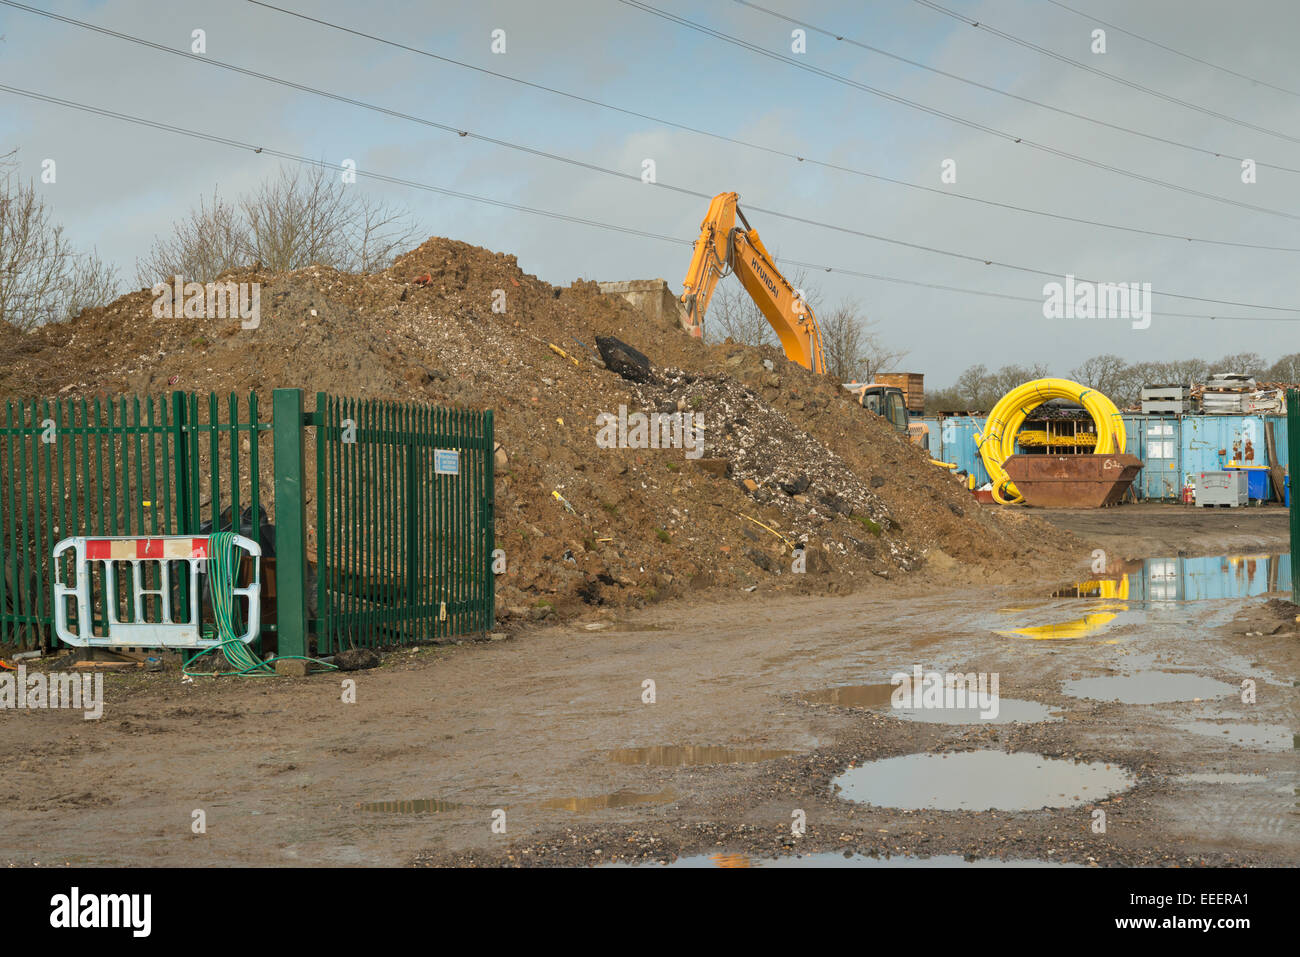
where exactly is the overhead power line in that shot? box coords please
[612,0,1300,224]
[734,0,1300,175]
[8,0,1298,313]
[1043,0,1300,100]
[910,0,1300,143]
[242,0,1300,252]
[0,82,1293,322]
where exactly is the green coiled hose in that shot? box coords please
[183,531,336,677]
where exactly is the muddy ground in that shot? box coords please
[1,504,1295,868]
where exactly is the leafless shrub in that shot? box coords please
[135,190,246,286]
[137,163,419,285]
[0,151,120,330]
[703,275,781,348]
[240,164,416,274]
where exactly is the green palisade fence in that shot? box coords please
[1,388,492,653]
[313,393,494,652]
[0,392,270,650]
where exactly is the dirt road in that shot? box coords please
[2,505,1295,867]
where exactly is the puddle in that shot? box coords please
[1062,671,1237,704]
[1178,721,1295,751]
[802,683,895,708]
[831,751,1134,811]
[609,745,796,766]
[802,684,1062,724]
[541,789,676,811]
[1180,772,1268,784]
[358,799,463,813]
[618,851,1079,868]
[1058,553,1291,603]
[890,700,1063,724]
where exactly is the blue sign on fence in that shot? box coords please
[435,449,460,476]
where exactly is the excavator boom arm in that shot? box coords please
[680,192,826,374]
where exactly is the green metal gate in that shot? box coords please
[1289,390,1298,604]
[312,394,494,652]
[1,388,494,654]
[0,392,270,650]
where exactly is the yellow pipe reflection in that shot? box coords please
[1001,574,1129,640]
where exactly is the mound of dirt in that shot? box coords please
[0,236,1079,622]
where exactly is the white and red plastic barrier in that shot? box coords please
[53,534,261,648]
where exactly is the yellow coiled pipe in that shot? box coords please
[976,378,1125,505]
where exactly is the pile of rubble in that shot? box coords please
[0,236,1079,621]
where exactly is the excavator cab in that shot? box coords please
[846,383,908,431]
[846,383,929,450]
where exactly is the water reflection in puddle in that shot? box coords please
[802,684,895,708]
[1054,553,1291,603]
[358,799,463,813]
[541,789,676,812]
[1063,671,1237,704]
[802,684,1062,724]
[831,751,1134,811]
[609,745,797,766]
[999,553,1292,640]
[621,851,1079,868]
[999,613,1121,641]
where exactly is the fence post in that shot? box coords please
[484,409,495,631]
[273,388,308,660]
[1288,390,1299,604]
[170,391,191,532]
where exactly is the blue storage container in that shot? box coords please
[1227,466,1269,501]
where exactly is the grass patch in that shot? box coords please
[852,514,882,536]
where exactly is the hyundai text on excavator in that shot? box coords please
[680,191,927,449]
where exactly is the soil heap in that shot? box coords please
[0,237,1079,622]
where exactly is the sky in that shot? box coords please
[2,0,1299,386]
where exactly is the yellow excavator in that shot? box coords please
[681,191,926,447]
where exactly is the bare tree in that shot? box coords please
[136,189,247,286]
[704,282,773,345]
[1265,353,1300,383]
[988,363,1050,400]
[241,164,416,273]
[1071,354,1130,399]
[954,364,989,407]
[1161,358,1209,386]
[818,296,906,382]
[700,272,905,380]
[1210,352,1266,378]
[137,163,419,283]
[0,152,119,330]
[818,299,862,381]
[701,271,802,348]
